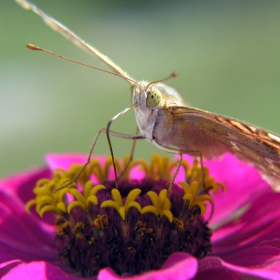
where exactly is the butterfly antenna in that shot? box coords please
[146,71,178,89]
[26,44,137,85]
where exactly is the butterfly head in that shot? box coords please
[131,81,163,110]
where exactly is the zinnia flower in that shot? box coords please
[1,153,280,280]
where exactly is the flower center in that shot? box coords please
[26,153,225,277]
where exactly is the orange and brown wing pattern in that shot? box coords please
[168,106,280,190]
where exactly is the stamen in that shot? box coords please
[141,189,173,223]
[101,188,142,220]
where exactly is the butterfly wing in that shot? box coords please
[163,105,280,190]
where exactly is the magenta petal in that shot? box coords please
[0,167,51,201]
[0,168,57,264]
[2,261,97,280]
[128,165,146,180]
[179,153,268,225]
[212,187,280,256]
[224,242,280,267]
[197,256,280,280]
[45,153,109,172]
[200,153,268,226]
[46,153,89,172]
[98,253,197,280]
[45,153,125,181]
[46,153,151,181]
[96,268,120,280]
[0,201,57,262]
[0,260,22,279]
[0,169,58,280]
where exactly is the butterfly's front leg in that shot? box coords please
[54,127,144,193]
[118,127,140,180]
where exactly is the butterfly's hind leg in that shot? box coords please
[151,140,204,197]
[167,152,183,196]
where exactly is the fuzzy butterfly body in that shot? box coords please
[16,0,280,191]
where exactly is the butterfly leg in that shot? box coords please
[105,103,141,187]
[152,140,203,195]
[118,126,140,180]
[54,128,144,192]
[53,128,104,192]
[167,152,182,196]
[54,103,141,192]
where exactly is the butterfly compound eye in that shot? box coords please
[146,89,162,108]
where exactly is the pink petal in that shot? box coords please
[224,241,280,267]
[212,188,280,256]
[1,261,97,280]
[0,260,22,279]
[98,253,197,280]
[46,153,100,172]
[193,153,267,226]
[197,256,280,280]
[0,167,50,200]
[45,153,119,182]
[0,168,57,263]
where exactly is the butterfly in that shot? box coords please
[16,0,280,191]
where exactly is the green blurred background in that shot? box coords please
[1,0,280,177]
